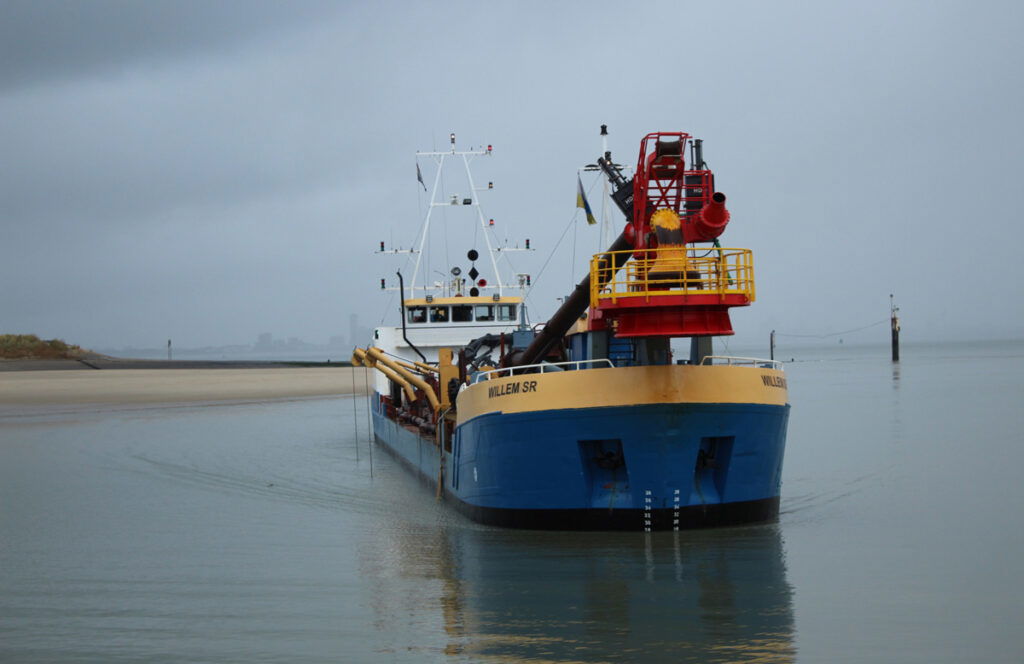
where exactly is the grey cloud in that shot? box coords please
[3,0,1024,350]
[0,0,341,92]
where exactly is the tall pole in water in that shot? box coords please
[890,294,900,362]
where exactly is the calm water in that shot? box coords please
[2,340,1022,662]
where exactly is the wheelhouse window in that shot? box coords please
[474,305,494,322]
[429,306,449,323]
[452,305,473,322]
[406,306,426,324]
[497,304,517,322]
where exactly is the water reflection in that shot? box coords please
[370,523,795,663]
[890,362,904,445]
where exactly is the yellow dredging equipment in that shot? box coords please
[354,346,441,413]
[352,347,416,403]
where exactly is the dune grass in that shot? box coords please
[0,334,88,360]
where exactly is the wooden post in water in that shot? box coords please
[890,294,900,362]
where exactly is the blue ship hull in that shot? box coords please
[371,405,445,486]
[372,393,789,531]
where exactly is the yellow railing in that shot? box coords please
[589,247,756,306]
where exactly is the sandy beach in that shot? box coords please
[0,367,370,406]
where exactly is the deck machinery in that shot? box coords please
[515,131,754,368]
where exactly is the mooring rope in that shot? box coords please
[775,318,889,339]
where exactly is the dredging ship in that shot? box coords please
[353,130,789,531]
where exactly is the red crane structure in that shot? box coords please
[588,131,754,338]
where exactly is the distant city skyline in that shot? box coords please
[96,314,373,359]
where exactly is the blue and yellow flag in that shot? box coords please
[576,175,597,225]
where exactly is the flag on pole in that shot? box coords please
[416,163,427,191]
[576,175,597,225]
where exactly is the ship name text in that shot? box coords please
[488,380,538,398]
[761,374,787,389]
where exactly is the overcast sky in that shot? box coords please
[3,0,1023,351]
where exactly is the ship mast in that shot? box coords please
[401,133,528,301]
[581,125,629,253]
[600,124,612,250]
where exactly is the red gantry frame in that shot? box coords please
[589,131,753,338]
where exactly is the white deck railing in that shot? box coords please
[471,355,781,383]
[472,358,615,383]
[700,355,783,370]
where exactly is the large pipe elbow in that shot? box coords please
[686,192,730,242]
[367,347,440,412]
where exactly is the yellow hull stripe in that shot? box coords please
[456,365,788,425]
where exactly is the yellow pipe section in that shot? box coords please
[354,348,416,402]
[378,365,417,403]
[395,358,432,374]
[366,350,437,376]
[390,357,438,375]
[437,348,458,411]
[367,347,440,412]
[393,358,418,372]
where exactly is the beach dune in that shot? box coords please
[0,368,370,406]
